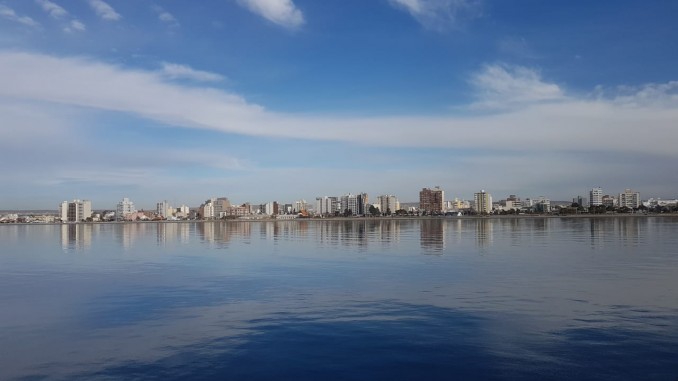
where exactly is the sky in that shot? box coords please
[1,0,677,210]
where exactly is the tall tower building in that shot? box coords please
[377,195,399,215]
[618,189,641,209]
[590,187,603,207]
[59,199,92,222]
[116,197,136,221]
[473,190,492,214]
[419,187,444,214]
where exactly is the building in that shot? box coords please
[505,195,522,210]
[156,200,173,219]
[534,196,551,213]
[419,187,444,214]
[59,199,92,222]
[340,193,368,216]
[618,189,641,209]
[602,195,617,208]
[473,190,492,214]
[176,205,190,219]
[213,197,231,216]
[116,197,136,221]
[294,200,308,213]
[590,187,603,207]
[315,196,339,216]
[377,195,399,215]
[264,201,279,216]
[199,198,216,219]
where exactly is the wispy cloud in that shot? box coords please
[67,19,86,32]
[389,0,481,31]
[152,5,177,25]
[35,0,86,33]
[159,62,225,82]
[1,51,677,158]
[469,64,564,109]
[0,5,40,27]
[236,0,304,29]
[88,0,121,21]
[35,0,67,19]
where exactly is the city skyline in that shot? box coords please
[1,1,677,209]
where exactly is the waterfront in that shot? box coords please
[1,217,677,380]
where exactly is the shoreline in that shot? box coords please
[2,213,678,226]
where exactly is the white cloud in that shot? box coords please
[152,5,177,24]
[1,51,677,161]
[88,0,121,21]
[469,64,565,109]
[36,0,67,19]
[0,5,40,27]
[237,0,304,29]
[34,0,86,33]
[389,0,481,31]
[68,19,86,32]
[159,62,225,82]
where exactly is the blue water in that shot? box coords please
[1,218,677,380]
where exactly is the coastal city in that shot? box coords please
[2,186,677,224]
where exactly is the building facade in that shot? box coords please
[419,187,444,214]
[156,200,173,219]
[116,197,136,221]
[60,199,92,222]
[377,195,399,215]
[473,190,492,214]
[618,189,641,209]
[590,187,603,207]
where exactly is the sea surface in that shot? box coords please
[1,217,677,380]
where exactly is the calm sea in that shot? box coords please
[1,218,677,380]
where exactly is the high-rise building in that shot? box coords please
[156,200,173,219]
[618,189,641,209]
[473,190,492,214]
[294,200,308,213]
[116,197,136,221]
[419,187,444,214]
[199,198,216,219]
[535,196,551,213]
[264,201,279,216]
[59,199,92,222]
[340,193,368,216]
[377,195,399,215]
[315,196,339,216]
[213,197,231,216]
[590,187,603,207]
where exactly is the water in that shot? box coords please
[1,217,677,380]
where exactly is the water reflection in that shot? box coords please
[2,217,678,380]
[60,224,92,251]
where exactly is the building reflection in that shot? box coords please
[196,221,253,246]
[588,217,645,248]
[420,219,446,254]
[60,224,92,251]
[475,218,493,248]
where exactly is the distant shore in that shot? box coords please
[2,213,678,226]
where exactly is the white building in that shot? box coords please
[60,199,92,222]
[315,196,339,216]
[199,198,216,219]
[156,200,174,219]
[590,187,603,207]
[377,195,399,215]
[116,197,136,221]
[535,196,551,213]
[294,199,308,213]
[176,205,190,219]
[618,189,641,209]
[473,190,492,214]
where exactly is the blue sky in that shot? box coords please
[1,0,677,209]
